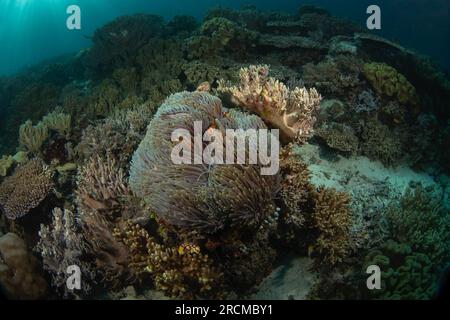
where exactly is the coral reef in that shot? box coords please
[218,65,322,143]
[0,159,53,220]
[0,232,48,299]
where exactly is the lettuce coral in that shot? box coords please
[0,158,53,220]
[218,65,322,143]
[363,186,449,299]
[363,62,419,106]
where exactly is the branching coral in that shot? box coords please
[363,186,449,299]
[130,91,279,235]
[114,221,226,299]
[18,120,49,154]
[76,155,130,215]
[310,187,352,267]
[218,65,322,143]
[0,158,53,220]
[42,108,71,138]
[278,148,352,267]
[361,119,403,166]
[363,62,419,106]
[0,232,48,299]
[36,207,95,297]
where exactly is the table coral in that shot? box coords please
[218,65,322,143]
[0,232,48,299]
[0,158,53,220]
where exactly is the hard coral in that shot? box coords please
[0,232,48,299]
[129,91,279,235]
[36,207,95,297]
[0,158,53,220]
[76,155,130,215]
[19,120,49,154]
[363,62,419,106]
[218,65,322,143]
[315,122,359,155]
[114,221,225,299]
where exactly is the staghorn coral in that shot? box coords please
[0,158,53,220]
[218,65,322,143]
[76,155,130,215]
[18,120,49,154]
[363,62,419,107]
[36,207,95,297]
[114,221,226,299]
[42,108,71,138]
[0,232,48,299]
[129,91,279,235]
[315,122,359,155]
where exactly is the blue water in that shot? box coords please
[0,0,448,76]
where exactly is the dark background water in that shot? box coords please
[0,0,448,76]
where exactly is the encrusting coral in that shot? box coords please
[0,232,48,299]
[129,91,279,235]
[218,65,322,143]
[36,207,95,297]
[0,158,54,220]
